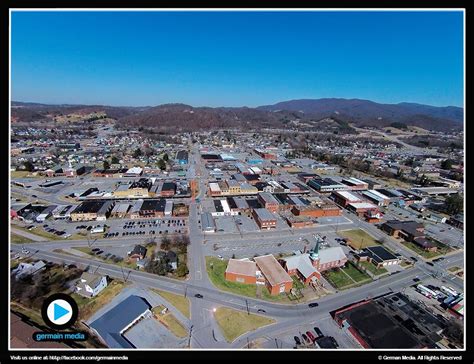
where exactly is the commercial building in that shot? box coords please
[291,203,341,218]
[308,178,348,193]
[355,246,401,268]
[257,192,280,213]
[346,202,379,217]
[90,295,153,348]
[254,255,293,295]
[362,190,391,206]
[381,220,436,252]
[176,150,189,165]
[201,212,216,233]
[333,293,447,348]
[139,199,166,218]
[70,200,113,222]
[110,203,131,218]
[332,191,362,207]
[341,177,369,191]
[252,208,277,230]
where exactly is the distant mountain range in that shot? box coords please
[11,98,463,132]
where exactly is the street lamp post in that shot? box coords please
[188,325,194,348]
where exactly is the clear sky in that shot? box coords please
[11,10,464,107]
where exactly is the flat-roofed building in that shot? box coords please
[362,190,391,207]
[341,177,369,191]
[252,208,277,230]
[201,212,216,233]
[308,178,348,193]
[110,203,131,218]
[257,192,280,213]
[332,190,362,207]
[129,200,144,219]
[347,202,379,216]
[160,182,176,197]
[209,182,222,197]
[70,201,108,221]
[254,254,293,295]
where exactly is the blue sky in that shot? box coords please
[11,10,464,107]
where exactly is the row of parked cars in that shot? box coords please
[294,327,324,346]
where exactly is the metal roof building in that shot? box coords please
[89,295,152,349]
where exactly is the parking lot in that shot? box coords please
[124,316,188,348]
[273,314,360,349]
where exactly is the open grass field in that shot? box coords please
[214,307,275,342]
[338,229,379,250]
[10,233,35,244]
[448,266,462,273]
[151,289,190,318]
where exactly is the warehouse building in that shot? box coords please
[341,177,369,191]
[201,212,216,233]
[308,178,348,193]
[362,190,391,207]
[71,201,111,222]
[332,190,362,207]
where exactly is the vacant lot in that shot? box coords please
[151,289,190,318]
[214,307,275,342]
[338,229,379,250]
[11,233,34,244]
[152,307,188,338]
[71,279,127,320]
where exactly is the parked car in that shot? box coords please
[257,309,266,313]
[194,294,203,299]
[302,333,310,344]
[92,248,100,252]
[313,327,323,338]
[426,261,434,266]
[306,331,316,342]
[308,302,319,308]
[410,256,418,262]
[294,336,301,345]
[413,277,421,282]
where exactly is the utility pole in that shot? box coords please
[184,285,187,298]
[188,325,194,348]
[245,299,250,315]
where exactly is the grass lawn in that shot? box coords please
[206,257,293,303]
[10,233,35,244]
[323,268,354,289]
[206,257,259,298]
[291,276,305,290]
[158,312,188,338]
[71,279,127,320]
[401,240,450,259]
[338,229,379,250]
[448,266,461,273]
[12,225,60,240]
[400,260,413,268]
[151,289,190,318]
[214,307,275,343]
[11,171,39,178]
[342,262,372,282]
[358,261,388,276]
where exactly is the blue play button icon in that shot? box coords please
[54,303,70,320]
[42,293,78,329]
